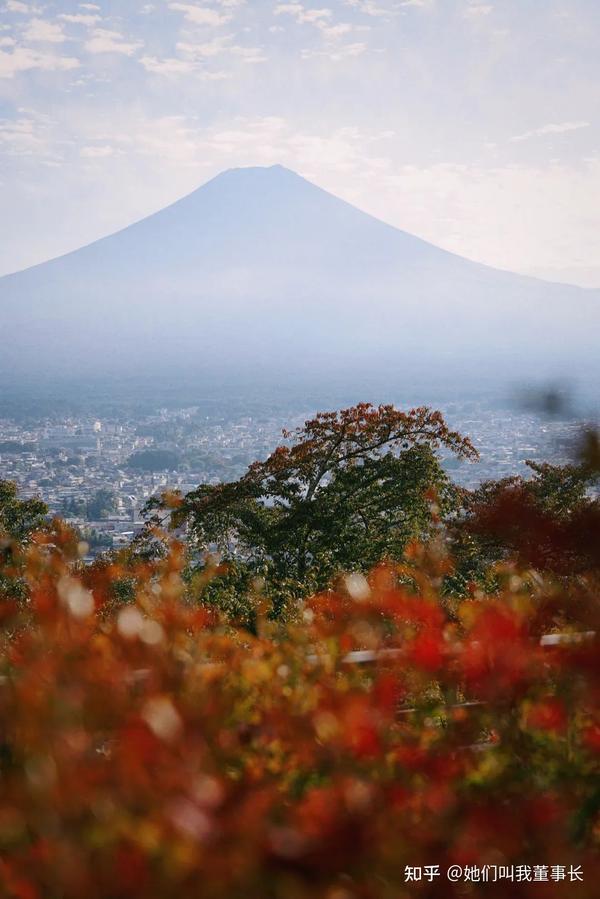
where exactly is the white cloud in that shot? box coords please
[297,8,332,24]
[23,18,66,43]
[6,1,29,12]
[230,45,267,63]
[185,35,265,61]
[0,45,79,77]
[274,5,332,25]
[511,121,591,142]
[129,114,212,163]
[274,3,360,54]
[464,3,493,18]
[141,55,195,75]
[80,144,118,157]
[370,159,600,283]
[142,33,266,76]
[0,37,16,47]
[301,40,367,61]
[0,117,39,152]
[176,36,230,57]
[168,4,232,26]
[202,69,231,79]
[84,29,142,56]
[320,22,353,38]
[59,14,102,26]
[346,0,392,15]
[273,3,302,14]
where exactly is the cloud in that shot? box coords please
[140,55,196,75]
[230,45,267,63]
[372,158,600,283]
[121,114,215,165]
[80,144,118,158]
[84,29,143,56]
[176,36,232,57]
[320,22,353,38]
[59,14,102,26]
[6,1,29,12]
[22,18,66,43]
[0,45,79,78]
[274,5,332,25]
[301,41,367,61]
[346,0,393,14]
[511,121,591,142]
[168,4,232,26]
[274,3,360,54]
[142,33,266,76]
[0,108,67,167]
[0,117,42,153]
[463,2,493,17]
[179,35,266,63]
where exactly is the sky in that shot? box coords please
[0,0,599,286]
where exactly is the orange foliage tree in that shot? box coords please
[146,404,478,618]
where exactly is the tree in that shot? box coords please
[449,459,600,588]
[86,488,117,521]
[0,480,47,545]
[151,404,477,608]
[127,449,180,472]
[0,480,48,604]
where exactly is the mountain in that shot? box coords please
[1,164,598,387]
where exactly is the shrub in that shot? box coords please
[0,524,598,898]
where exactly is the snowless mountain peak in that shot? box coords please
[0,166,598,383]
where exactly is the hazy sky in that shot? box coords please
[1,0,599,286]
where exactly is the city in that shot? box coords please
[0,399,582,557]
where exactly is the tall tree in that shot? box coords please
[150,404,477,606]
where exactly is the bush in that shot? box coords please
[0,523,598,898]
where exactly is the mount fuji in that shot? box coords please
[1,165,598,386]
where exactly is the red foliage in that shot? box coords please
[0,531,599,898]
[468,484,600,574]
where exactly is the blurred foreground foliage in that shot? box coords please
[0,403,599,897]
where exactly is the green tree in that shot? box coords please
[127,449,180,472]
[0,480,48,604]
[86,489,117,520]
[150,404,477,610]
[0,481,47,545]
